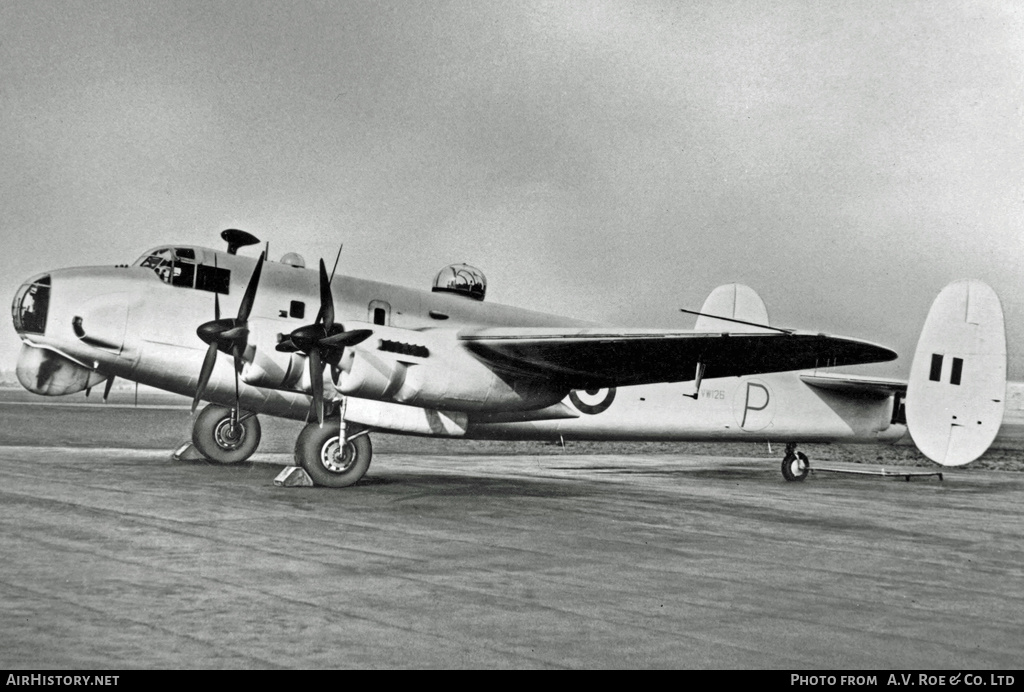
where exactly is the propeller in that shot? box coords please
[192,252,265,413]
[277,258,371,425]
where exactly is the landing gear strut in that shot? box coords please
[294,419,373,487]
[192,403,261,464]
[780,442,810,482]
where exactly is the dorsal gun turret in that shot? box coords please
[432,263,487,301]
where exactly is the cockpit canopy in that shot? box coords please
[134,247,230,294]
[432,263,487,301]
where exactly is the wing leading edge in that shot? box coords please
[461,328,897,390]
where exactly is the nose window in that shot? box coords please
[12,275,51,335]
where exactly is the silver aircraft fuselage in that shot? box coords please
[11,243,906,446]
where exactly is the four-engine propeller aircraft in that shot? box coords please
[10,229,1007,487]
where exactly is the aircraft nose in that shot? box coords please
[12,267,145,355]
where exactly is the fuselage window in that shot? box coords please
[368,300,391,326]
[196,265,230,294]
[290,301,305,319]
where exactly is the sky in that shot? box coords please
[1,0,1021,379]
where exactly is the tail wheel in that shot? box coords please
[781,451,810,482]
[192,403,261,464]
[294,421,372,488]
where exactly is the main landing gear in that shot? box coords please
[186,402,374,487]
[293,418,373,488]
[780,442,810,482]
[191,403,262,464]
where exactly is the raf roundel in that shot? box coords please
[569,388,617,415]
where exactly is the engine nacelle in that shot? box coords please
[16,344,108,396]
[336,348,406,400]
[336,323,567,412]
[240,318,307,390]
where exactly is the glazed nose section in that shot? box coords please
[12,273,51,336]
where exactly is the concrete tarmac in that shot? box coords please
[1,446,1021,669]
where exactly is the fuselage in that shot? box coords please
[11,243,907,446]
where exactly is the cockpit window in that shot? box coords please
[12,275,50,335]
[139,248,177,284]
[136,247,229,294]
[172,261,196,288]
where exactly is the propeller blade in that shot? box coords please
[318,259,334,330]
[320,329,373,348]
[102,376,115,403]
[308,347,324,426]
[275,338,299,353]
[192,340,220,413]
[236,251,265,322]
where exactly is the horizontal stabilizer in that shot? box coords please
[694,284,773,333]
[905,280,1006,466]
[800,373,906,397]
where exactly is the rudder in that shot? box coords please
[905,280,1006,466]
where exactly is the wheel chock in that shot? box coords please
[274,466,314,487]
[171,442,205,462]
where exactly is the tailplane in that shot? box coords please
[905,280,1006,466]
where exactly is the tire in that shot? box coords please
[294,421,372,488]
[192,404,261,464]
[781,451,810,482]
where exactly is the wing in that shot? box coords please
[461,328,897,389]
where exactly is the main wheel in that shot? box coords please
[294,421,372,488]
[781,451,810,482]
[192,403,261,464]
